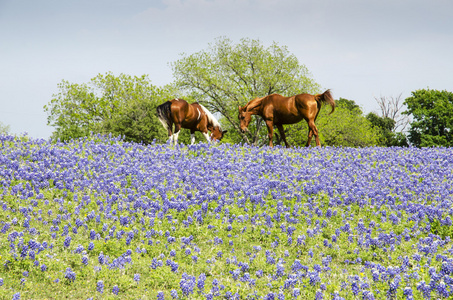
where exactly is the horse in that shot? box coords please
[157,98,227,145]
[238,90,335,147]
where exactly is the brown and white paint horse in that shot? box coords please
[238,90,335,147]
[157,98,227,145]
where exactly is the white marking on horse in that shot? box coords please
[197,108,201,120]
[202,132,211,143]
[172,131,180,145]
[198,104,222,131]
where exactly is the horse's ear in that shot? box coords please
[223,130,228,134]
[238,106,242,111]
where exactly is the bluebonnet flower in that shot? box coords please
[166,259,179,272]
[64,235,71,248]
[157,291,165,300]
[98,252,105,264]
[403,287,413,299]
[231,269,240,280]
[89,229,96,240]
[437,282,449,298]
[308,271,320,286]
[151,258,161,269]
[12,292,20,300]
[315,290,323,300]
[41,264,47,272]
[75,244,84,253]
[197,273,206,292]
[112,285,119,295]
[170,289,179,299]
[96,280,104,293]
[134,273,140,283]
[266,255,276,265]
[180,273,196,297]
[276,263,285,277]
[64,267,76,282]
[351,282,360,296]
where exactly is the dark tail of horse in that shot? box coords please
[315,89,335,115]
[156,101,172,131]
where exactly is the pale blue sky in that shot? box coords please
[1,0,452,138]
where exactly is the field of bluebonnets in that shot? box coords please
[1,134,453,300]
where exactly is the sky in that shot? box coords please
[1,0,452,139]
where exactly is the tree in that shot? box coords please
[374,94,410,132]
[366,112,408,147]
[44,73,172,143]
[285,98,381,147]
[403,89,453,147]
[171,37,320,145]
[367,94,409,147]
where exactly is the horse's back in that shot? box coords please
[262,93,318,124]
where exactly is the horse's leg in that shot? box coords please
[307,120,321,147]
[167,124,174,144]
[173,124,181,145]
[265,120,274,147]
[190,130,196,145]
[276,125,289,148]
[306,128,313,147]
[202,132,211,143]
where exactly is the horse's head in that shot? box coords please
[238,105,251,133]
[210,126,227,143]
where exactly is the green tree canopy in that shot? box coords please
[170,37,320,145]
[366,112,408,147]
[44,73,172,143]
[403,89,453,147]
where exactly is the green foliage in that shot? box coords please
[0,121,10,134]
[366,112,408,147]
[430,219,453,239]
[171,37,320,146]
[403,89,453,147]
[285,98,382,147]
[44,73,173,143]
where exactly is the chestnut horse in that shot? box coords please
[238,90,335,147]
[157,98,227,145]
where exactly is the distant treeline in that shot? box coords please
[43,38,453,147]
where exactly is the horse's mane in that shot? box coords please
[198,104,222,130]
[244,96,265,112]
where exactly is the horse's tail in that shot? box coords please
[156,101,172,131]
[315,89,335,115]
